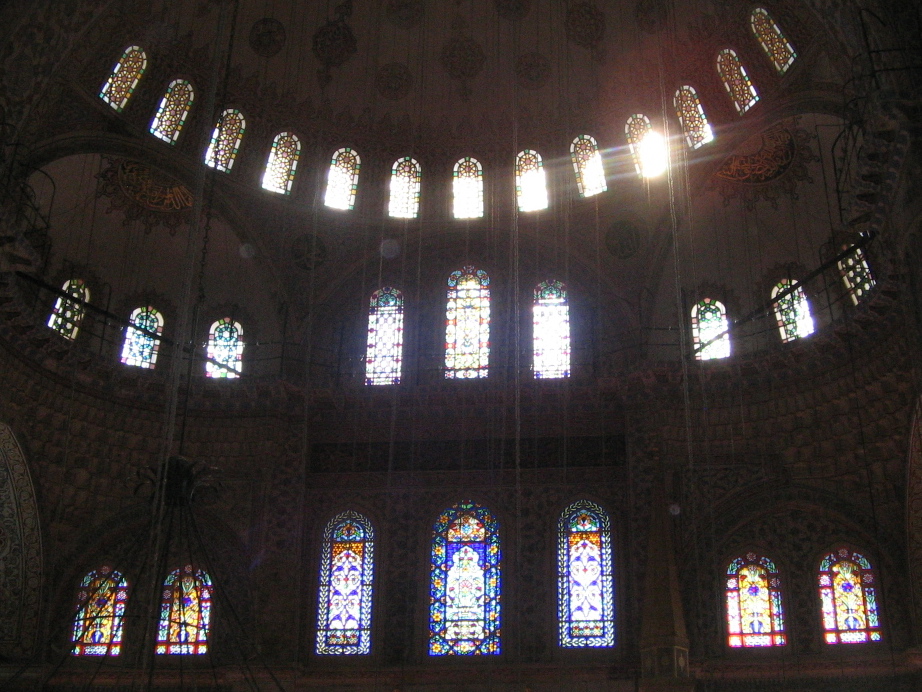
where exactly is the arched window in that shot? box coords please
[726,552,786,647]
[262,132,301,194]
[388,157,422,218]
[717,49,759,114]
[150,79,194,144]
[691,298,730,360]
[205,108,246,172]
[838,246,876,306]
[772,280,814,342]
[48,279,89,340]
[100,46,147,112]
[365,287,404,386]
[515,149,548,212]
[675,86,714,149]
[533,280,570,379]
[557,501,615,648]
[570,135,607,198]
[71,566,128,656]
[429,502,501,656]
[625,114,667,178]
[316,511,375,655]
[751,8,797,74]
[818,548,882,644]
[325,147,361,210]
[156,565,212,654]
[453,157,484,219]
[206,318,243,378]
[121,306,164,369]
[445,266,490,379]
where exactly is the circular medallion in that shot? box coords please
[515,52,551,90]
[291,234,328,272]
[495,0,530,20]
[376,63,413,101]
[566,2,606,49]
[249,18,286,58]
[386,0,425,28]
[313,19,357,68]
[606,220,642,260]
[441,36,486,81]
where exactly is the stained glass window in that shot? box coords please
[325,147,361,210]
[557,501,615,648]
[751,8,797,74]
[206,318,243,378]
[445,266,490,379]
[121,306,163,369]
[429,502,501,656]
[316,511,375,655]
[48,279,89,340]
[570,135,607,198]
[533,280,570,379]
[71,567,128,656]
[365,287,404,386]
[388,157,422,218]
[838,246,876,306]
[262,132,301,195]
[625,114,667,178]
[515,150,548,212]
[100,46,147,112]
[675,86,714,150]
[726,552,786,647]
[691,298,730,360]
[818,548,882,644]
[717,49,759,114]
[156,565,212,655]
[205,109,246,173]
[150,79,194,144]
[453,157,484,219]
[772,280,814,342]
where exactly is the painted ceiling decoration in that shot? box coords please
[440,17,486,102]
[248,17,286,59]
[376,62,414,101]
[494,0,531,21]
[386,0,425,28]
[312,0,358,90]
[515,51,552,90]
[565,1,607,62]
[97,158,193,234]
[634,0,668,34]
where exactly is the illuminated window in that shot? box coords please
[71,567,128,656]
[453,157,484,219]
[751,8,797,74]
[150,79,194,144]
[557,501,614,648]
[388,157,421,218]
[429,502,501,656]
[818,548,882,644]
[100,46,147,112]
[675,86,714,149]
[365,287,404,386]
[726,552,786,647]
[316,512,375,655]
[205,108,246,173]
[445,266,490,379]
[48,279,89,340]
[625,114,667,178]
[515,150,548,212]
[325,147,361,210]
[156,565,212,655]
[570,135,607,197]
[717,49,759,114]
[772,280,814,342]
[838,246,876,306]
[121,306,163,369]
[691,298,730,360]
[533,280,570,379]
[262,132,300,195]
[206,318,243,378]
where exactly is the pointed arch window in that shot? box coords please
[691,298,730,360]
[150,79,194,144]
[818,548,882,644]
[156,565,212,654]
[571,135,607,198]
[325,147,361,210]
[751,8,797,74]
[838,246,876,305]
[625,114,667,178]
[533,280,570,379]
[429,502,501,656]
[445,266,490,379]
[453,157,484,219]
[726,552,786,647]
[365,287,404,386]
[772,280,814,342]
[316,511,375,655]
[515,149,548,212]
[262,132,301,195]
[48,279,89,340]
[71,567,128,656]
[206,318,243,378]
[557,501,615,647]
[388,157,422,218]
[675,86,714,149]
[121,306,163,369]
[717,49,759,114]
[205,109,246,172]
[100,46,147,112]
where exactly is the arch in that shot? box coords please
[772,280,814,342]
[365,287,404,386]
[71,566,128,655]
[691,298,730,360]
[533,280,570,379]
[156,565,213,654]
[838,246,876,305]
[818,547,882,644]
[262,132,301,195]
[47,278,89,340]
[570,135,607,197]
[206,318,243,378]
[453,157,484,219]
[325,147,361,210]
[725,552,786,647]
[751,8,797,74]
[625,114,666,178]
[121,306,163,369]
[150,79,195,144]
[205,108,246,173]
[444,266,491,379]
[674,86,714,150]
[389,156,422,218]
[99,45,147,112]
[515,149,548,211]
[717,49,759,114]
